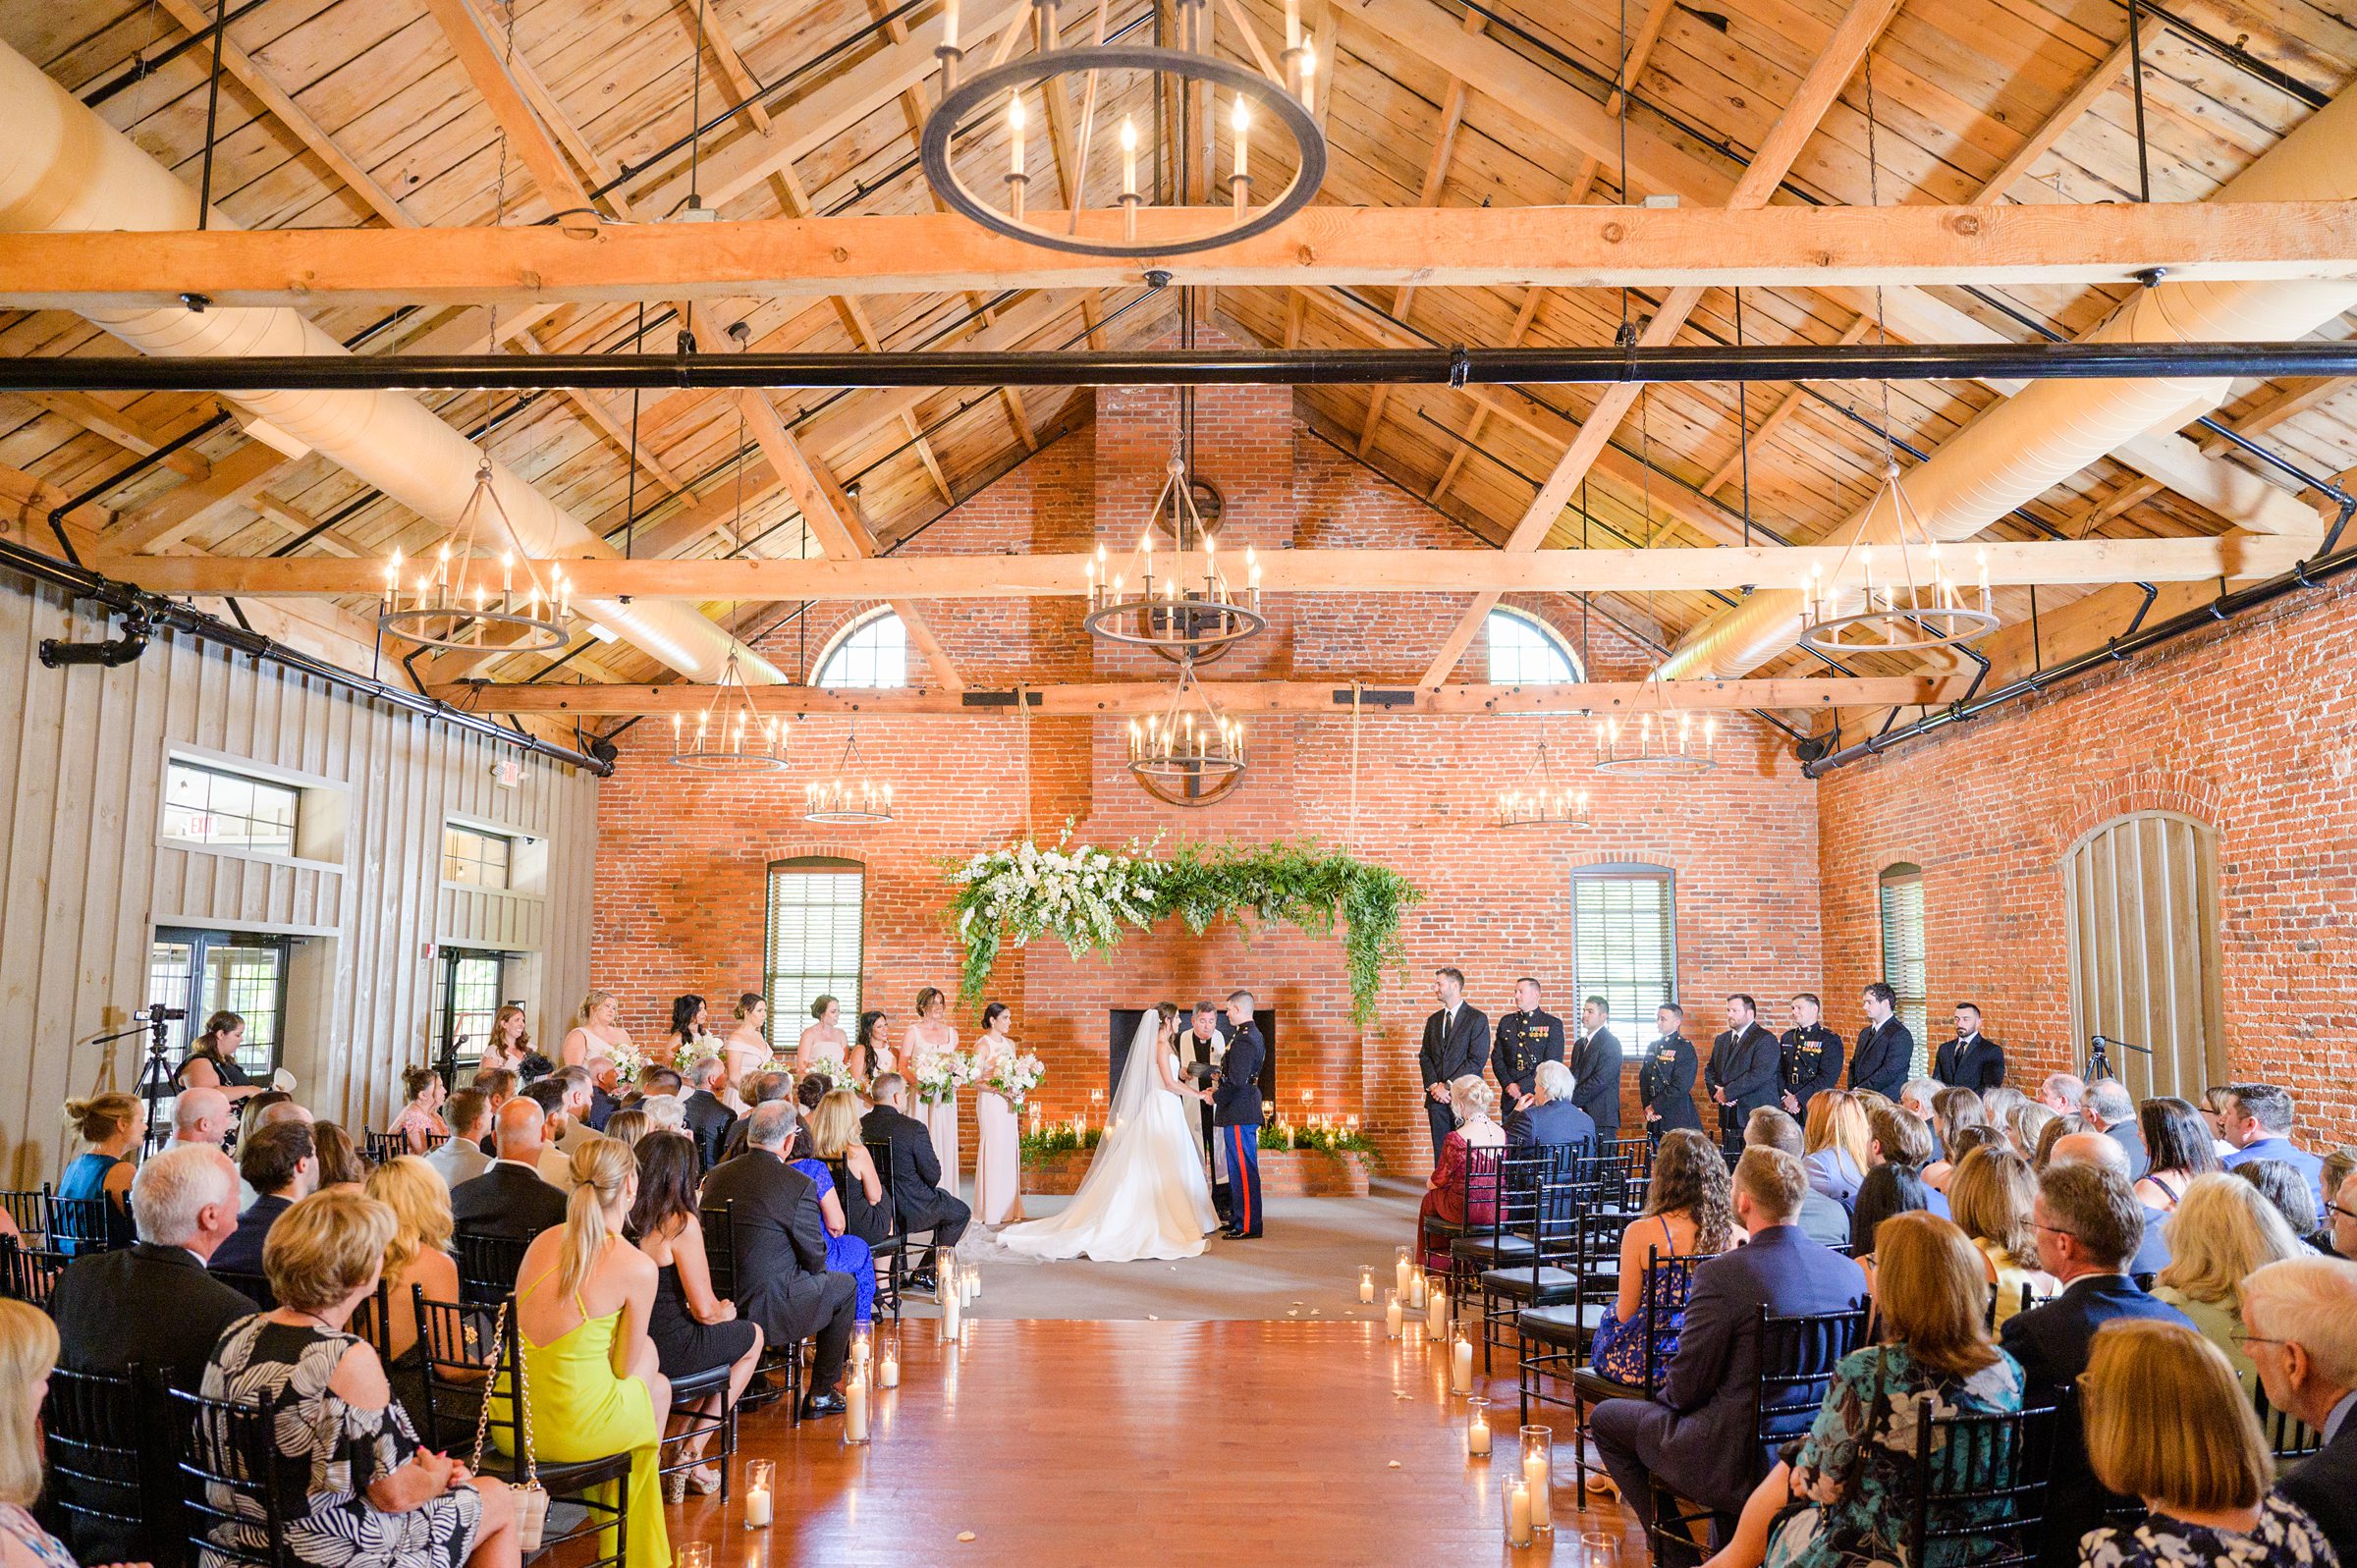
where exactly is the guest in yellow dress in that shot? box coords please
[500,1137,670,1568]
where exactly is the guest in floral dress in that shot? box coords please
[1699,1213,2025,1568]
[1589,1128,1735,1387]
[2079,1319,2338,1568]
[200,1187,520,1568]
[390,1067,450,1156]
[0,1300,81,1568]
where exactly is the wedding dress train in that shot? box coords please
[999,1013,1219,1263]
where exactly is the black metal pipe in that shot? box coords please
[0,537,612,777]
[82,0,272,105]
[1803,523,2357,777]
[45,410,236,565]
[17,341,2357,395]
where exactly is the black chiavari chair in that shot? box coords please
[701,1200,804,1422]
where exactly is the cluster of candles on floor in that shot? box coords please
[732,1327,916,1527]
[936,1256,982,1345]
[1364,1248,1558,1548]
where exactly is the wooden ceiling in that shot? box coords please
[2,0,2353,737]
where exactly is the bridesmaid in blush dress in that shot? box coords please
[970,1003,1024,1226]
[904,987,961,1197]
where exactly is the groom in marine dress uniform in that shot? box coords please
[1214,990,1267,1240]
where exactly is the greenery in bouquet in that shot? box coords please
[913,1050,974,1106]
[674,1035,723,1075]
[798,1055,861,1097]
[606,1040,649,1086]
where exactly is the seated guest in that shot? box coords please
[860,1072,970,1287]
[469,1066,519,1154]
[232,1095,310,1209]
[2332,1170,2357,1262]
[1418,1075,1506,1269]
[2244,1256,2357,1560]
[2136,1097,2222,1217]
[1,1299,98,1568]
[722,1070,795,1164]
[680,1056,735,1171]
[2234,1161,2329,1252]
[2000,1162,2192,1568]
[1981,1085,2027,1137]
[1861,1103,1950,1221]
[2036,1113,2083,1171]
[2052,1129,2171,1278]
[390,1066,449,1155]
[550,1067,599,1154]
[450,1098,568,1241]
[1591,1148,1869,1553]
[50,1144,252,1393]
[2041,1072,2089,1115]
[2200,1088,2240,1158]
[1746,1109,1849,1251]
[1922,1088,1991,1188]
[1801,1091,1871,1208]
[57,1091,143,1253]
[173,1085,234,1150]
[363,1155,462,1424]
[2323,1152,2357,1238]
[1899,1079,1944,1133]
[1505,1059,1597,1154]
[203,1188,519,1568]
[2155,1174,2304,1386]
[211,1119,320,1278]
[2220,1084,2326,1210]
[699,1102,858,1420]
[1853,1163,1934,1289]
[639,1095,687,1139]
[1947,1145,2056,1324]
[1696,1213,2025,1568]
[2085,1078,2150,1180]
[628,1132,761,1501]
[311,1120,369,1188]
[427,1089,495,1189]
[602,1108,653,1150]
[785,1106,878,1325]
[504,1140,666,1568]
[1926,1124,2005,1196]
[583,1057,622,1131]
[1589,1128,1736,1388]
[2012,1102,2059,1164]
[809,1089,892,1248]
[2077,1320,2334,1568]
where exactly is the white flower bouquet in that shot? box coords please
[914,1050,973,1106]
[607,1040,648,1086]
[799,1055,861,1097]
[987,1052,1046,1107]
[674,1034,723,1074]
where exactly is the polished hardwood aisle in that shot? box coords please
[659,1320,1642,1567]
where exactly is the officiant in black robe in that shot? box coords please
[1182,1003,1230,1221]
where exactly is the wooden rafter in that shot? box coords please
[420,0,604,225]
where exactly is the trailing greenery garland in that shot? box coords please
[946,831,1422,1025]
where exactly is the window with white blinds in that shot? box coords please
[1878,864,1931,1072]
[2064,812,2224,1101]
[1570,865,1676,1033]
[765,857,865,1052]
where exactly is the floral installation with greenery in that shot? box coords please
[946,827,1422,1025]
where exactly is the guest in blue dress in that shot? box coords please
[789,1154,877,1325]
[2079,1317,2336,1568]
[56,1092,144,1254]
[1802,1091,1872,1208]
[1702,1213,2026,1568]
[1588,1128,1733,1387]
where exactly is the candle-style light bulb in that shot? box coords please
[1300,35,1318,113]
[1120,116,1138,198]
[1008,92,1026,177]
[942,0,959,49]
[1231,93,1250,182]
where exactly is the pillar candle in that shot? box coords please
[846,1372,870,1443]
[744,1486,772,1529]
[1452,1331,1473,1394]
[1426,1288,1449,1341]
[1467,1408,1492,1457]
[1524,1446,1552,1530]
[1385,1291,1403,1338]
[1507,1481,1533,1546]
[1395,1252,1412,1296]
[879,1345,901,1388]
[1408,1271,1429,1311]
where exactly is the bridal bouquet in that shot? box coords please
[913,1050,974,1106]
[986,1052,1046,1107]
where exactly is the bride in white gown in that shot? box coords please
[1000,1002,1220,1263]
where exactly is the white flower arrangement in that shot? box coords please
[987,1052,1046,1107]
[948,827,1164,998]
[674,1034,723,1074]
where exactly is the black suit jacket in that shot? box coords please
[682,1090,734,1170]
[53,1242,255,1390]
[2280,1409,2357,1564]
[207,1192,290,1276]
[1214,1022,1266,1127]
[1706,1022,1781,1120]
[1419,1004,1491,1092]
[1849,1016,1914,1101]
[2104,1120,2151,1181]
[450,1161,568,1241]
[586,1086,621,1131]
[860,1105,955,1233]
[1999,1274,2193,1568]
[1934,1034,2006,1093]
[1569,1026,1624,1132]
[698,1148,835,1338]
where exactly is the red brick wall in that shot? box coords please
[1816,577,2357,1143]
[592,381,1825,1170]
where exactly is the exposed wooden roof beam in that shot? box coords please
[420,0,605,226]
[14,391,214,480]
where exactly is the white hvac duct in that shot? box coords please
[1659,85,2357,681]
[0,43,786,684]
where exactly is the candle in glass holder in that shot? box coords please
[1408,1270,1429,1311]
[1466,1397,1493,1458]
[852,1325,872,1372]
[744,1459,775,1528]
[879,1340,902,1388]
[845,1366,871,1444]
[1426,1286,1449,1341]
[1384,1288,1403,1338]
[1358,1265,1375,1303]
[680,1544,710,1568]
[1505,1478,1534,1547]
[943,1287,963,1341]
[1451,1327,1474,1394]
[1394,1246,1412,1297]
[1520,1427,1554,1531]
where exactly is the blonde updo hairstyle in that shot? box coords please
[63,1092,142,1145]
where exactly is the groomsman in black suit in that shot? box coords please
[1492,977,1565,1112]
[1849,982,1915,1101]
[1213,992,1268,1239]
[1571,995,1625,1144]
[1705,994,1781,1144]
[1777,993,1845,1121]
[1418,967,1492,1163]
[1934,1001,2007,1092]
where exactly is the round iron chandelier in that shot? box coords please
[918,0,1327,258]
[1084,456,1265,658]
[377,462,571,654]
[1797,460,1999,656]
[668,648,790,771]
[1594,706,1720,776]
[804,727,897,824]
[1494,737,1593,830]
[1125,657,1246,806]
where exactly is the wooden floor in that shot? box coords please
[654,1319,1643,1566]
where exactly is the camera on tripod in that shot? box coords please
[136,1004,188,1024]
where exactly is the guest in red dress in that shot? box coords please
[1419,1075,1507,1269]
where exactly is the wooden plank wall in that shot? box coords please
[0,577,600,1187]
[2062,809,2228,1102]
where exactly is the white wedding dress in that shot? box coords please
[999,1013,1219,1263]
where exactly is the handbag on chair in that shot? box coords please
[467,1297,551,1551]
